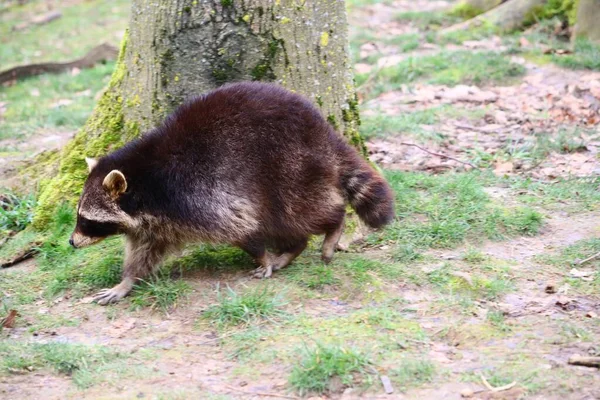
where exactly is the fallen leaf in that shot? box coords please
[1,310,18,328]
[519,37,530,47]
[494,161,514,176]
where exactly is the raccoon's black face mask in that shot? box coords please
[70,158,129,249]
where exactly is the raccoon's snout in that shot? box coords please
[69,237,76,248]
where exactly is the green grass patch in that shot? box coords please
[394,11,461,30]
[288,343,372,396]
[0,62,115,141]
[201,286,287,328]
[0,341,121,388]
[536,238,600,294]
[373,171,544,250]
[360,108,444,141]
[130,272,192,312]
[553,38,600,70]
[358,51,525,98]
[391,358,436,389]
[0,0,129,69]
[0,190,35,235]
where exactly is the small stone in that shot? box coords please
[460,388,474,398]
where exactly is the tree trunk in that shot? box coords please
[574,0,600,42]
[33,0,362,228]
[443,0,546,33]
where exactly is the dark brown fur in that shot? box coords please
[71,82,395,304]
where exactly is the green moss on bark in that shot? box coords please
[33,31,139,229]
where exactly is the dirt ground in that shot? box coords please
[1,1,600,399]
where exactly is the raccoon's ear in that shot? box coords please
[85,157,98,172]
[102,170,127,198]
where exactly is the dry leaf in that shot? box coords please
[1,310,18,328]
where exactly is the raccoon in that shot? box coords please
[70,81,395,305]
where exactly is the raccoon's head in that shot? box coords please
[70,157,132,248]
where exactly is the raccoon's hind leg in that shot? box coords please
[321,216,345,264]
[94,238,168,305]
[239,237,307,278]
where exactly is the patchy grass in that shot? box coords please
[201,286,287,328]
[288,343,372,396]
[373,171,543,250]
[0,190,35,235]
[536,238,600,294]
[394,11,460,30]
[391,358,436,389]
[0,62,115,141]
[130,272,192,312]
[506,175,600,212]
[0,0,129,70]
[553,38,600,70]
[360,108,444,141]
[358,51,525,98]
[0,341,121,388]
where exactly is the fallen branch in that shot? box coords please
[13,10,62,31]
[568,355,600,368]
[225,385,299,399]
[480,374,517,392]
[0,244,39,268]
[400,142,479,169]
[576,251,600,266]
[0,43,118,85]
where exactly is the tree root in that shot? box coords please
[0,43,118,84]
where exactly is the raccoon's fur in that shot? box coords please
[70,82,395,305]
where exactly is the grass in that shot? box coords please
[359,108,444,141]
[373,171,544,250]
[536,238,600,294]
[553,38,600,70]
[0,62,115,141]
[0,341,121,388]
[130,272,192,312]
[288,343,372,395]
[0,190,35,235]
[357,50,525,98]
[391,358,436,389]
[201,285,287,328]
[0,0,129,70]
[394,11,460,30]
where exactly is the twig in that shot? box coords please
[0,246,39,268]
[576,251,600,266]
[400,142,479,169]
[568,355,600,368]
[480,374,517,392]
[225,385,299,399]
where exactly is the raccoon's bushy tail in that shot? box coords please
[334,138,395,229]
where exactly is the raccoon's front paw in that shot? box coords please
[252,265,273,279]
[94,286,129,305]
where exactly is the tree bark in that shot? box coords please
[574,0,600,42]
[33,0,363,228]
[443,0,546,33]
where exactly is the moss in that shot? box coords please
[220,0,233,6]
[33,31,137,229]
[251,37,282,81]
[327,114,339,130]
[524,0,578,26]
[448,2,484,20]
